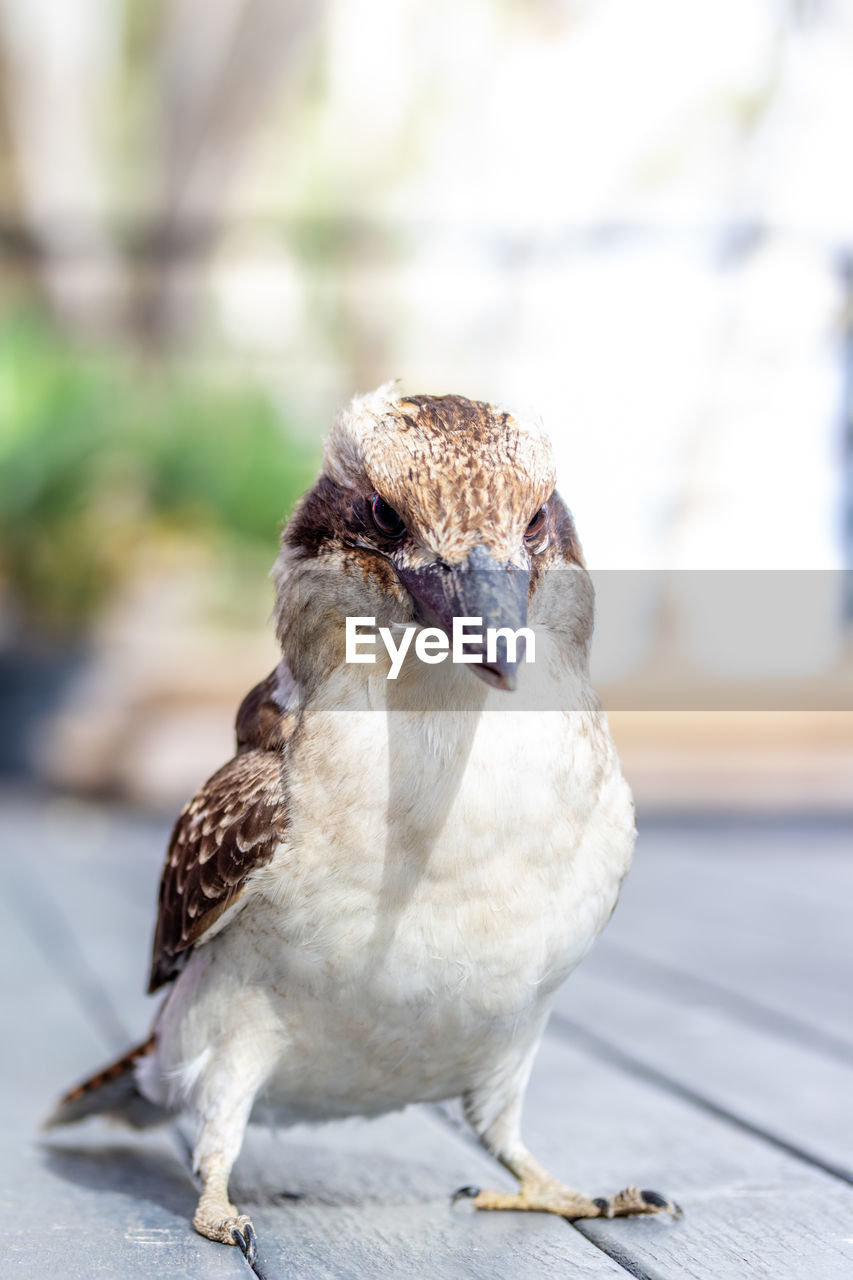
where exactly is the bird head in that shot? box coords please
[275,386,588,692]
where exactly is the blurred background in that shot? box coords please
[1,0,851,812]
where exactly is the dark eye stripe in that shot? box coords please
[371,493,406,539]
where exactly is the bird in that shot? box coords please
[46,386,679,1262]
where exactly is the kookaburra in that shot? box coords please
[47,387,678,1262]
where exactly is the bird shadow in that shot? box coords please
[38,1133,199,1221]
[368,665,483,967]
[38,1125,451,1217]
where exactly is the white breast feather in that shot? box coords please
[150,650,634,1122]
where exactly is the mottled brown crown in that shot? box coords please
[321,386,556,566]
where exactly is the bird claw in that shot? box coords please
[598,1186,682,1220]
[641,1188,683,1219]
[451,1184,482,1204]
[231,1220,258,1266]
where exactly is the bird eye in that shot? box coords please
[371,493,406,539]
[524,506,547,542]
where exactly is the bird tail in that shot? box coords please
[43,1034,168,1131]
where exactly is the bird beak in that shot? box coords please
[396,544,530,691]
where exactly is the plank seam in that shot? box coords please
[595,940,853,1067]
[573,1229,670,1280]
[548,1012,853,1188]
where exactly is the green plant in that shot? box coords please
[0,311,319,634]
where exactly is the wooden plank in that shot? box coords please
[552,961,853,1180]
[5,793,163,1036]
[0,875,246,1280]
[516,1031,853,1280]
[13,793,853,1278]
[606,818,853,1055]
[687,818,853,911]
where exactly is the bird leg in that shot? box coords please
[173,995,287,1261]
[190,1066,261,1261]
[461,1077,680,1222]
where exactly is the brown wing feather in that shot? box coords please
[235,666,296,752]
[147,668,294,993]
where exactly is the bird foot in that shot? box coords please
[454,1181,681,1221]
[193,1202,258,1262]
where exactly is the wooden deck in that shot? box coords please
[2,792,852,1279]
